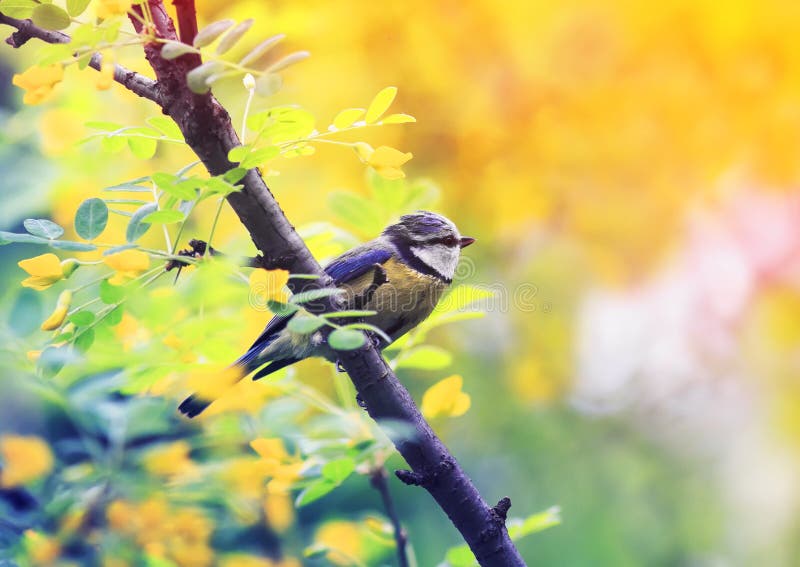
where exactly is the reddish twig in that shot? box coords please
[172,0,198,45]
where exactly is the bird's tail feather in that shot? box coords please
[178,356,299,418]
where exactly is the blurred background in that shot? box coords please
[3,0,800,565]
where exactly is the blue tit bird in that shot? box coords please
[179,211,475,417]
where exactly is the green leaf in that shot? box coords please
[343,323,391,345]
[49,240,96,251]
[103,177,152,192]
[436,284,496,314]
[380,113,416,124]
[65,0,90,16]
[223,168,247,184]
[289,288,343,304]
[254,73,282,97]
[127,137,158,160]
[145,116,183,140]
[507,507,561,540]
[321,457,355,484]
[264,50,310,73]
[32,3,70,30]
[141,210,185,224]
[126,203,156,242]
[267,300,299,316]
[23,219,63,239]
[216,18,253,54]
[74,198,108,240]
[365,86,397,123]
[295,478,337,507]
[444,545,477,567]
[99,279,124,304]
[287,316,326,334]
[239,146,279,168]
[328,328,365,351]
[103,305,124,326]
[332,108,365,130]
[103,243,138,256]
[0,231,46,245]
[101,136,127,154]
[320,310,377,319]
[74,328,95,353]
[0,0,37,18]
[228,145,249,162]
[186,61,224,94]
[396,345,452,370]
[193,19,235,48]
[160,41,199,60]
[152,173,197,200]
[68,310,95,326]
[238,34,284,67]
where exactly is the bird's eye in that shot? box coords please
[443,236,458,247]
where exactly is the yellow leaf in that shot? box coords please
[333,108,365,129]
[367,145,412,169]
[18,253,64,290]
[40,290,72,331]
[0,435,54,487]
[249,268,290,303]
[421,375,471,418]
[12,64,64,105]
[104,249,150,285]
[380,113,416,124]
[250,437,289,461]
[365,86,397,123]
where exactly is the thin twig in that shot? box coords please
[371,467,410,567]
[0,12,163,105]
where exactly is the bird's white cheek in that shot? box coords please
[410,244,459,280]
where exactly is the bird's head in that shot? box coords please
[383,211,475,281]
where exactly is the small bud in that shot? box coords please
[243,73,256,91]
[352,142,374,163]
[60,259,80,278]
[40,290,72,331]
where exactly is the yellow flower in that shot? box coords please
[250,438,289,461]
[12,64,64,105]
[356,144,413,180]
[421,374,471,418]
[41,290,72,331]
[142,441,196,478]
[18,253,77,290]
[0,435,54,487]
[96,53,115,91]
[95,0,133,19]
[263,491,294,532]
[249,269,290,307]
[104,249,150,285]
[22,530,60,566]
[315,520,364,566]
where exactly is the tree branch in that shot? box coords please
[371,467,409,567]
[0,13,163,106]
[0,4,527,564]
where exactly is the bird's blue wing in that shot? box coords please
[236,246,393,368]
[324,247,392,284]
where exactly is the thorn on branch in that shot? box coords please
[395,457,455,488]
[395,469,424,486]
[491,497,512,522]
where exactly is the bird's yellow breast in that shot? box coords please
[339,257,448,341]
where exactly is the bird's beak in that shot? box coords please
[459,236,476,248]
